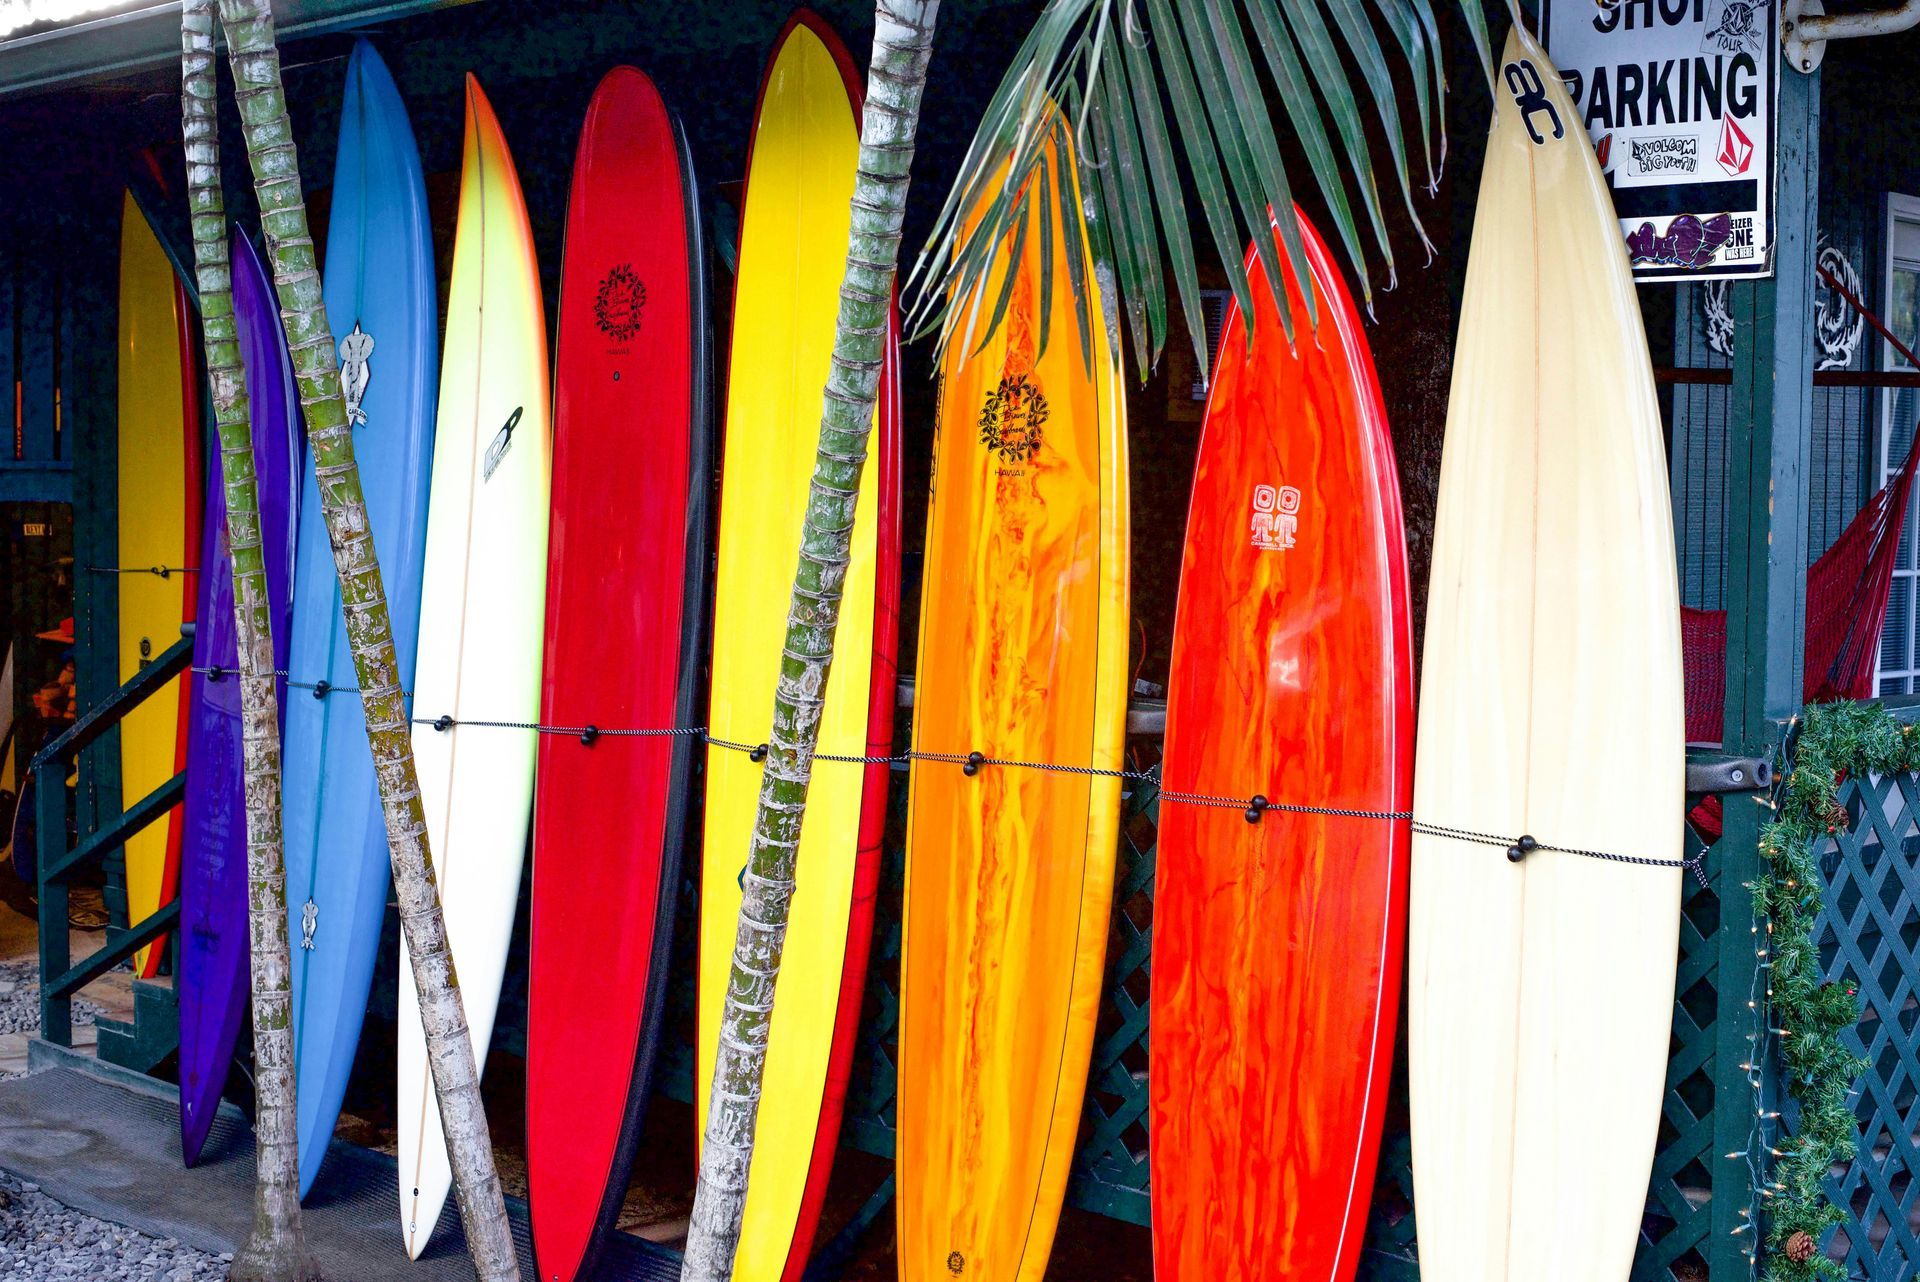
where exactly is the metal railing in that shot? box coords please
[33,623,193,1046]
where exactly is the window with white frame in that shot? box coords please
[1876,194,1920,695]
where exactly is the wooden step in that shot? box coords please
[94,975,176,1074]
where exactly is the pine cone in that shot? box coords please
[1784,1230,1817,1263]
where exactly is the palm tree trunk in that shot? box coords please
[212,4,518,1278]
[180,6,315,1278]
[680,4,940,1278]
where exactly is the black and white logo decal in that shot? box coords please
[977,373,1048,470]
[483,406,523,482]
[339,322,375,426]
[1702,0,1766,57]
[594,263,647,343]
[1503,59,1564,147]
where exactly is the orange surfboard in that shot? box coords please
[896,121,1129,1282]
[1149,211,1414,1281]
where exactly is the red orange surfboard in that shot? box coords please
[1150,210,1414,1282]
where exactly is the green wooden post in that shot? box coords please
[66,197,118,847]
[69,195,125,932]
[36,743,71,1048]
[1713,63,1819,1277]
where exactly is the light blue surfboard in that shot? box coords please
[283,37,437,1198]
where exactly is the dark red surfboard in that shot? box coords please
[1150,210,1415,1282]
[526,66,711,1282]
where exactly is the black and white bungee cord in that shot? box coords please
[87,564,200,578]
[191,662,1707,883]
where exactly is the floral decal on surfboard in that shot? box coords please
[594,263,647,344]
[978,374,1048,471]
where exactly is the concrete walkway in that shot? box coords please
[0,1057,681,1280]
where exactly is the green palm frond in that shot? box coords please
[907,0,1495,382]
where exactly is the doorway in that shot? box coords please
[0,500,75,918]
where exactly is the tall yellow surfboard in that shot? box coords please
[117,190,199,978]
[697,14,893,1281]
[897,120,1130,1282]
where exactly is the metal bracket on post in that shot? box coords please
[1786,0,1920,73]
[1685,754,1774,793]
[1785,0,1829,73]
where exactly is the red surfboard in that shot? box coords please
[156,236,203,982]
[526,66,711,1282]
[1150,210,1414,1282]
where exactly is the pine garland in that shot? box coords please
[1754,701,1894,1280]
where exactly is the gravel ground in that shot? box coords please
[0,959,102,1037]
[0,960,231,1277]
[0,1170,231,1280]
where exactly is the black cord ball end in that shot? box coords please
[1507,834,1538,864]
[580,725,600,747]
[312,680,331,701]
[207,665,224,683]
[963,750,986,777]
[1245,794,1269,824]
[750,743,769,763]
[433,714,453,733]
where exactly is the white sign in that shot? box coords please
[1541,0,1778,280]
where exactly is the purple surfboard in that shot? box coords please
[178,229,302,1165]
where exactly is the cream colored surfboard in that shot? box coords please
[396,75,551,1257]
[1408,27,1683,1282]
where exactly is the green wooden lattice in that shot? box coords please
[1811,766,1920,1279]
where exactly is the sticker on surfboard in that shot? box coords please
[977,373,1048,472]
[483,405,523,481]
[594,263,647,343]
[1503,58,1565,146]
[340,322,374,426]
[1251,482,1302,552]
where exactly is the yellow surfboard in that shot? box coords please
[117,191,199,978]
[896,121,1130,1282]
[697,14,892,1281]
